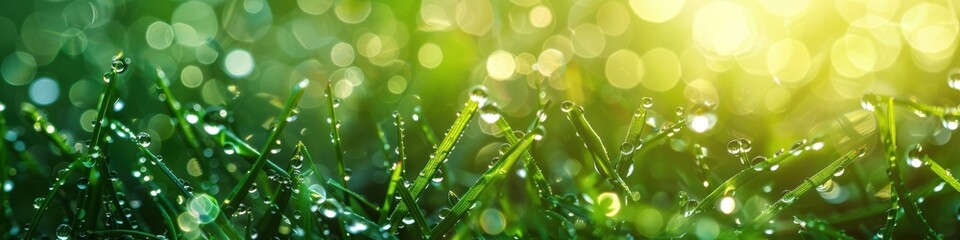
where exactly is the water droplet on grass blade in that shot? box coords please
[479,104,501,123]
[112,56,130,73]
[949,72,960,90]
[641,97,653,108]
[727,140,742,155]
[560,100,575,113]
[907,144,924,168]
[136,132,151,147]
[941,115,959,130]
[77,177,89,189]
[56,224,71,239]
[33,197,43,209]
[751,156,767,171]
[620,142,635,155]
[469,85,489,104]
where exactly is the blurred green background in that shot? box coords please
[2,0,960,238]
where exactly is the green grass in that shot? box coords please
[5,52,960,240]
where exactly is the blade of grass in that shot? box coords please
[325,178,380,212]
[110,120,239,239]
[923,155,960,193]
[395,182,429,237]
[749,146,865,227]
[412,99,440,147]
[21,103,79,161]
[294,142,317,238]
[378,113,406,224]
[872,97,939,238]
[665,137,821,235]
[428,127,542,239]
[493,109,553,198]
[219,129,291,179]
[156,201,178,240]
[89,230,166,239]
[0,101,6,233]
[222,79,308,215]
[792,216,855,240]
[613,107,646,176]
[562,101,635,201]
[324,83,348,188]
[153,66,204,157]
[256,146,303,239]
[385,90,483,230]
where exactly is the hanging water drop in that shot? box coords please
[479,104,501,123]
[907,144,924,168]
[286,108,300,122]
[727,139,742,155]
[56,224,71,240]
[112,56,130,73]
[560,101,575,113]
[641,97,653,109]
[33,197,43,209]
[469,85,489,104]
[136,132,151,147]
[77,177,89,190]
[738,138,752,153]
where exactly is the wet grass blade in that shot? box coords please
[325,83,349,188]
[156,202,178,240]
[613,107,646,176]
[428,127,542,239]
[395,182,429,237]
[493,109,553,198]
[749,146,865,227]
[256,149,303,239]
[386,93,482,229]
[379,113,406,224]
[666,137,821,235]
[0,101,7,233]
[413,100,440,147]
[562,101,635,201]
[871,97,939,238]
[153,67,204,156]
[89,230,166,239]
[222,79,308,215]
[923,155,960,193]
[326,178,380,212]
[110,120,239,239]
[23,159,81,239]
[792,216,855,240]
[21,103,79,161]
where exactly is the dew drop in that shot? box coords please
[675,106,684,116]
[56,224,71,240]
[751,156,767,171]
[469,85,489,104]
[682,200,698,217]
[738,138,752,153]
[641,97,653,109]
[781,190,796,204]
[33,197,43,209]
[560,101,575,113]
[136,132,151,147]
[949,72,960,90]
[77,177,89,190]
[727,139,742,155]
[907,144,924,168]
[112,57,130,73]
[941,115,959,131]
[619,142,635,155]
[479,104,501,123]
[102,72,112,83]
[833,168,845,177]
[286,108,300,123]
[402,216,415,225]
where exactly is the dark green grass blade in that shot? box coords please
[89,230,166,239]
[153,67,204,156]
[792,216,855,240]
[256,146,303,239]
[379,113,406,224]
[386,94,482,230]
[562,101,635,201]
[325,83,349,188]
[156,202,178,240]
[872,97,939,238]
[395,182,429,237]
[666,137,820,235]
[0,101,7,234]
[222,79,308,215]
[749,146,865,226]
[219,130,291,179]
[326,178,380,212]
[428,127,542,239]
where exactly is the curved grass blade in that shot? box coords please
[870,97,939,238]
[748,146,865,228]
[395,182,429,237]
[222,79,308,216]
[156,202,178,240]
[385,92,483,230]
[256,147,304,239]
[378,113,406,224]
[562,101,635,201]
[326,178,379,212]
[23,160,81,239]
[666,137,821,235]
[220,129,291,179]
[428,127,542,239]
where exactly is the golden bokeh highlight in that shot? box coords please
[640,48,681,92]
[693,1,757,58]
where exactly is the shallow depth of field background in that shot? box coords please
[2,0,960,238]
